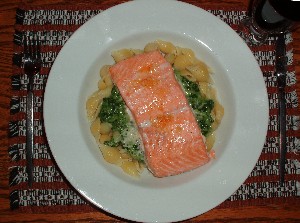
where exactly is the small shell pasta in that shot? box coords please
[111,49,135,62]
[198,82,216,100]
[130,49,144,55]
[90,117,101,139]
[98,80,107,90]
[103,73,113,87]
[205,133,215,152]
[174,46,184,55]
[144,42,159,52]
[180,47,195,58]
[173,54,195,70]
[213,101,224,124]
[210,118,219,132]
[99,86,112,98]
[186,63,210,83]
[99,122,112,134]
[86,91,103,121]
[120,149,132,159]
[99,65,111,78]
[198,82,210,98]
[121,160,141,177]
[100,145,123,166]
[179,69,197,82]
[99,133,112,144]
[164,53,176,64]
[155,40,176,54]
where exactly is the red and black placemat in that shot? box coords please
[9,0,299,213]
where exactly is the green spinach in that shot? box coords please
[174,70,214,136]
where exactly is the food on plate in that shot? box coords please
[86,40,224,177]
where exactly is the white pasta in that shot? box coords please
[86,91,103,121]
[198,82,216,100]
[180,47,195,57]
[99,133,111,144]
[130,49,144,55]
[120,149,131,159]
[90,117,101,139]
[99,122,112,134]
[103,73,113,87]
[98,79,106,90]
[99,86,112,98]
[164,53,176,64]
[121,160,141,177]
[99,65,111,78]
[186,63,211,83]
[198,82,210,98]
[144,42,159,52]
[213,101,224,124]
[100,144,123,166]
[173,54,194,70]
[155,40,176,54]
[111,49,135,62]
[179,69,197,82]
[205,132,215,152]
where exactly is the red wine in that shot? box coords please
[269,0,300,22]
[253,0,300,33]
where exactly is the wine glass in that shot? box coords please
[238,0,300,45]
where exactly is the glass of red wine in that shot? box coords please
[238,0,300,45]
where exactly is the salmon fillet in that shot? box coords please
[109,51,210,177]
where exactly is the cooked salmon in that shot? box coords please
[109,51,210,177]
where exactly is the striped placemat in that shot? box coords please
[9,0,300,214]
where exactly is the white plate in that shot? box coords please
[44,0,269,222]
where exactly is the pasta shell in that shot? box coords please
[144,42,159,52]
[121,160,140,177]
[99,133,112,144]
[213,101,224,124]
[90,117,101,139]
[99,65,111,78]
[205,133,215,152]
[100,145,123,166]
[156,40,176,54]
[99,122,112,134]
[174,54,194,70]
[164,53,176,64]
[86,91,103,121]
[111,49,135,62]
[186,62,210,83]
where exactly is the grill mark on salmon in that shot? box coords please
[109,51,210,177]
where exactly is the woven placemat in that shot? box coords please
[9,0,300,214]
